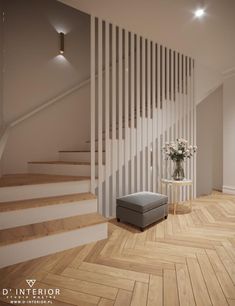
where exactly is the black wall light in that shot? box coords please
[59,32,65,54]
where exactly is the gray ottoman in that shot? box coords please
[116,192,168,231]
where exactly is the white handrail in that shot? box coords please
[10,78,90,128]
[0,76,91,161]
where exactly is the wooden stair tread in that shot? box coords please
[0,213,106,246]
[0,193,96,213]
[0,174,90,188]
[28,161,99,165]
[59,150,105,153]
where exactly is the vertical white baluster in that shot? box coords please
[190,58,193,184]
[90,16,96,195]
[182,55,185,140]
[169,49,173,201]
[186,56,189,199]
[179,54,182,141]
[105,21,110,216]
[175,53,179,140]
[112,24,117,214]
[124,30,129,194]
[165,48,169,182]
[136,35,141,192]
[147,40,151,190]
[171,51,174,152]
[157,45,162,192]
[98,18,103,213]
[118,27,123,197]
[142,39,146,191]
[152,43,156,192]
[162,47,166,180]
[193,60,196,197]
[182,55,186,200]
[130,32,135,193]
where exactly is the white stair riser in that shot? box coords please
[0,223,107,268]
[0,181,90,202]
[59,152,105,163]
[28,163,99,177]
[0,199,97,230]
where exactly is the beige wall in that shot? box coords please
[223,74,235,194]
[0,0,3,128]
[195,63,222,105]
[2,0,91,174]
[196,86,223,196]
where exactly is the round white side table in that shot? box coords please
[161,179,193,215]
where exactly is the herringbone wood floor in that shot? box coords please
[0,193,235,306]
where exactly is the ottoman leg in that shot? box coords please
[140,227,144,232]
[117,218,120,222]
[164,215,168,219]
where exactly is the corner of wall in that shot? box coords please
[195,62,223,105]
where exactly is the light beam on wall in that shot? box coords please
[59,32,65,54]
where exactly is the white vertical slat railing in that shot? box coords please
[193,60,196,197]
[118,27,123,197]
[130,32,135,193]
[136,35,141,192]
[98,19,103,213]
[157,45,162,193]
[147,40,151,191]
[141,38,146,191]
[152,42,156,193]
[105,21,110,217]
[111,24,117,215]
[124,29,130,195]
[90,16,196,216]
[90,16,96,195]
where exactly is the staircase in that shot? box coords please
[0,151,107,268]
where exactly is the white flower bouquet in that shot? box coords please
[162,138,197,161]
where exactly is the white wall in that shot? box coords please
[196,86,223,196]
[2,0,91,174]
[195,63,222,105]
[223,74,235,194]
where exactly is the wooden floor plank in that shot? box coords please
[99,298,115,306]
[215,245,235,284]
[187,257,212,305]
[197,253,228,306]
[42,273,118,300]
[206,249,235,299]
[130,282,148,306]
[114,289,132,306]
[62,267,135,291]
[163,269,179,306]
[79,262,149,283]
[147,274,163,306]
[176,263,195,306]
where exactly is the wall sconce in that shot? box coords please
[59,32,65,54]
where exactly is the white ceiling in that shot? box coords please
[59,0,235,73]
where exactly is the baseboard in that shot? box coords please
[222,185,235,195]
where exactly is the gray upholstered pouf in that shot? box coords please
[116,192,168,231]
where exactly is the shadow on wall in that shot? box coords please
[2,0,91,174]
[196,85,223,197]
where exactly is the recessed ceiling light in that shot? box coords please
[194,8,205,18]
